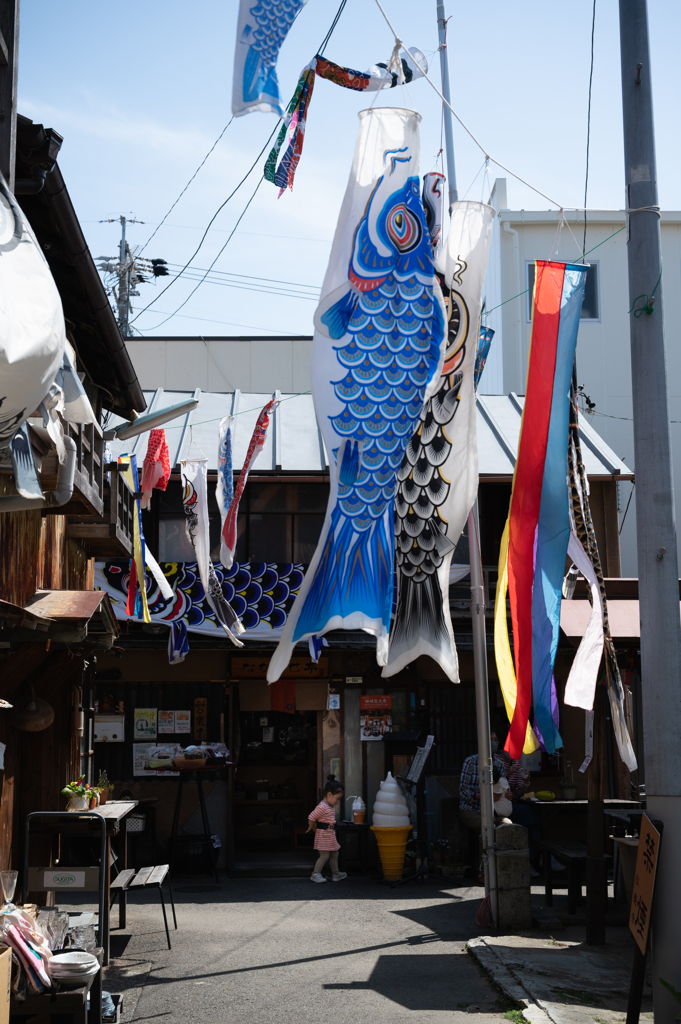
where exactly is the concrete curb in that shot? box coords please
[467,937,556,1024]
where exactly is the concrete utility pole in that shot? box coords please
[117,216,130,336]
[618,1,681,1014]
[0,0,20,191]
[434,0,497,922]
[436,0,457,210]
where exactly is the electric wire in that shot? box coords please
[318,0,348,54]
[138,117,234,256]
[134,309,305,336]
[372,0,622,215]
[129,0,347,330]
[129,121,281,324]
[140,176,266,333]
[163,262,321,294]
[583,0,597,259]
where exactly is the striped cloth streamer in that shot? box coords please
[495,260,588,760]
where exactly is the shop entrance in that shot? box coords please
[232,709,318,874]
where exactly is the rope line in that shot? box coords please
[482,224,626,318]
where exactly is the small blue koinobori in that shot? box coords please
[268,108,446,682]
[232,0,307,117]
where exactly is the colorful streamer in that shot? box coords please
[140,428,170,510]
[216,415,235,566]
[267,107,446,682]
[495,261,587,760]
[221,400,277,568]
[181,457,244,646]
[264,48,427,193]
[119,454,151,624]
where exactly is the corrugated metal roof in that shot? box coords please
[107,389,632,479]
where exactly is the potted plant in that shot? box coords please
[61,776,91,812]
[560,778,577,800]
[97,770,113,804]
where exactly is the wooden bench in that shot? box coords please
[538,840,587,915]
[110,865,177,949]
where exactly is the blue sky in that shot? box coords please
[18,0,681,338]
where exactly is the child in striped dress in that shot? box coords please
[307,777,347,884]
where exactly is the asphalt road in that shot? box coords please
[90,877,512,1023]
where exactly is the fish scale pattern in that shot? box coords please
[247,0,305,66]
[331,281,439,532]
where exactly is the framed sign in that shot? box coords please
[360,695,392,741]
[629,813,661,955]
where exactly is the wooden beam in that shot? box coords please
[0,0,19,189]
[0,643,50,701]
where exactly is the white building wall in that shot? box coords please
[491,184,681,578]
[125,337,314,394]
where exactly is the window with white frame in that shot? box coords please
[526,261,600,322]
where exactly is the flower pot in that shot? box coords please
[561,787,577,801]
[89,796,98,810]
[66,796,89,812]
[99,789,109,805]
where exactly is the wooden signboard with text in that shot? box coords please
[193,697,208,743]
[629,813,661,955]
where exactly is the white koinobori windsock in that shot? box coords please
[181,458,244,647]
[267,107,446,683]
[0,173,65,444]
[232,0,307,117]
[384,201,494,682]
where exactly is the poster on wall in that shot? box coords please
[175,710,191,734]
[360,695,392,741]
[94,715,125,743]
[133,709,157,741]
[158,711,175,734]
[133,743,157,777]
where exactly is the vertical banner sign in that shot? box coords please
[360,695,392,741]
[629,814,661,955]
[194,698,208,743]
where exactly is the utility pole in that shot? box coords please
[619,1,681,1015]
[97,216,167,338]
[117,215,130,336]
[0,0,20,191]
[434,0,496,922]
[436,0,457,210]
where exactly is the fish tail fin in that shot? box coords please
[337,438,363,486]
[315,283,359,339]
[267,508,393,682]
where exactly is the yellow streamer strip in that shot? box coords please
[119,456,151,624]
[494,520,539,755]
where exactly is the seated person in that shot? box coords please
[459,732,510,833]
[492,767,513,823]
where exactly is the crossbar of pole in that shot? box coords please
[618,1,681,1015]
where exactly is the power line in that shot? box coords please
[161,271,319,301]
[133,309,306,336]
[163,262,321,293]
[139,176,266,332]
[129,120,281,324]
[138,117,234,256]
